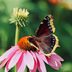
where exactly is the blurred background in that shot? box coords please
[0,0,72,72]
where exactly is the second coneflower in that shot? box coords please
[9,8,29,27]
[0,14,64,72]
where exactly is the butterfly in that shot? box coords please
[28,15,59,55]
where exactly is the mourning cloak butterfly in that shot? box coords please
[29,15,59,55]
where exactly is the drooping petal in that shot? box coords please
[54,59,62,69]
[0,45,19,62]
[5,48,19,71]
[8,50,22,70]
[16,52,23,70]
[36,53,47,72]
[56,61,62,69]
[46,57,57,70]
[5,67,8,72]
[30,60,37,72]
[51,53,64,61]
[46,53,63,70]
[49,60,61,70]
[24,51,34,70]
[30,51,37,72]
[0,45,19,70]
[0,59,8,69]
[50,61,60,70]
[38,51,48,64]
[30,51,37,62]
[5,59,10,72]
[17,52,26,72]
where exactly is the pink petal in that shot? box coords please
[8,50,22,70]
[36,53,47,72]
[56,60,62,69]
[16,52,23,70]
[0,59,8,69]
[30,51,37,62]
[49,61,61,70]
[30,51,37,72]
[5,48,19,71]
[38,51,48,64]
[51,53,64,61]
[17,52,26,72]
[0,45,19,70]
[47,58,57,70]
[5,60,10,72]
[57,61,62,68]
[5,67,8,72]
[46,53,63,70]
[24,51,34,70]
[30,60,37,72]
[0,45,19,62]
[51,61,59,70]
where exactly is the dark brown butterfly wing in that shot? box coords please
[36,15,55,37]
[37,34,59,54]
[35,15,59,54]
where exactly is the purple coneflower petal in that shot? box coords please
[46,57,58,70]
[56,60,62,68]
[0,45,19,62]
[38,51,48,64]
[5,60,10,72]
[0,45,19,69]
[49,60,61,70]
[5,67,8,72]
[36,53,47,72]
[30,51,37,62]
[24,51,34,70]
[17,52,26,72]
[4,47,19,71]
[30,60,37,72]
[46,53,63,70]
[8,50,22,70]
[30,51,37,72]
[16,53,23,70]
[0,59,8,69]
[51,53,64,61]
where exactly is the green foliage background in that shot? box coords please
[0,0,72,72]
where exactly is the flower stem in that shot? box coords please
[15,23,19,45]
[25,67,27,72]
[14,23,19,72]
[25,66,29,72]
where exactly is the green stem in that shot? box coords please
[25,67,27,72]
[15,23,19,45]
[14,23,19,72]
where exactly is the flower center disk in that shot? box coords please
[18,36,37,51]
